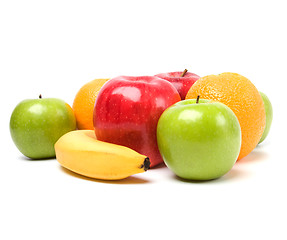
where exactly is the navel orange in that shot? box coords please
[186,72,265,160]
[73,78,109,130]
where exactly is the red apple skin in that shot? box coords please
[93,76,181,167]
[155,71,200,100]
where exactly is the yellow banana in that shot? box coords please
[55,130,150,180]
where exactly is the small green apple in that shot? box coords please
[157,98,241,180]
[10,95,76,159]
[258,92,273,144]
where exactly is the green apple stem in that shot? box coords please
[39,94,42,99]
[196,95,200,104]
[180,69,188,77]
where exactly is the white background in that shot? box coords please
[1,1,286,239]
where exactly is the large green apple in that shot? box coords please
[157,98,241,180]
[10,95,76,159]
[258,91,273,144]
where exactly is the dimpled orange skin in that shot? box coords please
[73,79,110,130]
[186,72,265,160]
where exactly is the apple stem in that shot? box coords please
[196,95,200,104]
[39,94,42,99]
[180,69,188,77]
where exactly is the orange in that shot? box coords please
[186,72,265,160]
[73,78,110,130]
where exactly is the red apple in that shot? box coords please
[155,70,200,100]
[93,76,181,167]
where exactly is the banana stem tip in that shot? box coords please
[141,158,151,171]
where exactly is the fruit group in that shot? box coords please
[186,72,265,160]
[93,75,181,167]
[10,96,76,159]
[73,78,110,130]
[258,92,273,144]
[55,130,150,180]
[155,70,200,99]
[157,98,241,180]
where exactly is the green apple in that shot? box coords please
[10,95,76,159]
[157,98,241,180]
[258,92,273,144]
